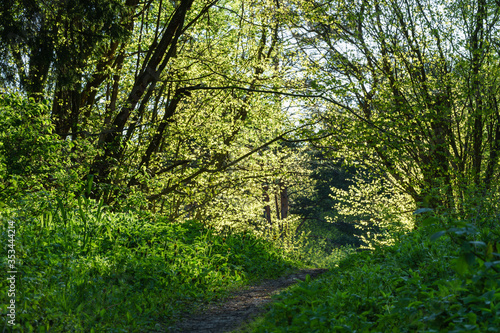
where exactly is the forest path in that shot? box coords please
[163,268,328,333]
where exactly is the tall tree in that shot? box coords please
[286,0,500,211]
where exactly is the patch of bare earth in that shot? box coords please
[162,268,328,333]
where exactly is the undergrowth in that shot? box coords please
[249,210,500,332]
[0,194,299,332]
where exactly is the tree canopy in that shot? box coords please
[1,0,499,228]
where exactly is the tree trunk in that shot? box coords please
[89,0,195,196]
[263,184,272,225]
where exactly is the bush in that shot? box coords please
[0,94,89,204]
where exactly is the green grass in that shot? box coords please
[248,218,500,332]
[0,195,299,332]
[3,184,499,333]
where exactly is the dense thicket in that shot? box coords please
[287,0,500,212]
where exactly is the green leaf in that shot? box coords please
[484,261,500,269]
[455,254,469,275]
[469,241,486,248]
[430,230,446,242]
[86,174,94,196]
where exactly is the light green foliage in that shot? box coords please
[286,0,500,213]
[290,153,364,249]
[0,94,92,203]
[0,95,54,178]
[194,144,310,231]
[330,172,415,249]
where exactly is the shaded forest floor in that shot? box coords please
[163,268,328,333]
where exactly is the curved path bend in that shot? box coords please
[164,268,328,333]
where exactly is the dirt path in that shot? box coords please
[164,268,328,333]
